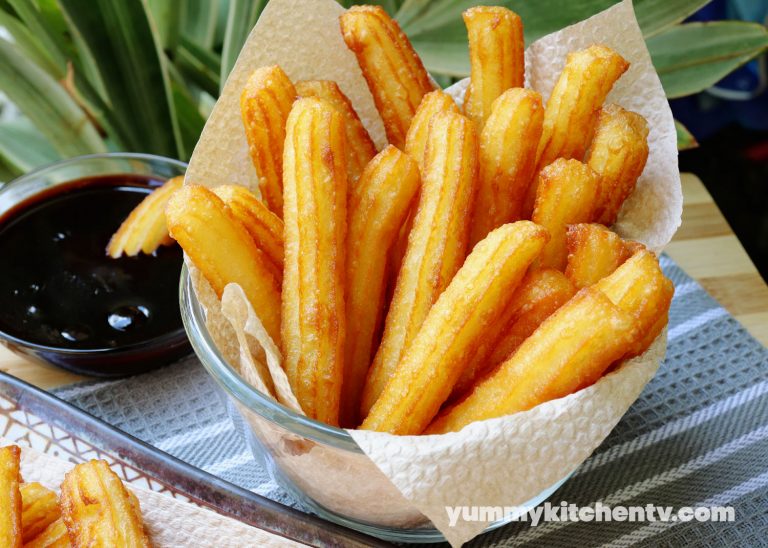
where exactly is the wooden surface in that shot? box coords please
[1,173,766,390]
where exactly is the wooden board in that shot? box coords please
[2,173,766,389]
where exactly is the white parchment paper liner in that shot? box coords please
[184,0,681,545]
[2,439,299,547]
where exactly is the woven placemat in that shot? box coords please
[52,256,768,546]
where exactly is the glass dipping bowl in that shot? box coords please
[0,153,190,377]
[180,265,572,543]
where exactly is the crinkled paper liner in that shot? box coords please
[1,439,299,547]
[184,0,681,545]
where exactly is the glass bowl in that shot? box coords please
[180,265,572,542]
[0,153,190,377]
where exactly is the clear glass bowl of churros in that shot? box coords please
[181,264,574,541]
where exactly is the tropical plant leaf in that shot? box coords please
[0,8,60,76]
[675,119,698,150]
[634,0,710,38]
[5,0,68,76]
[58,0,179,158]
[0,37,105,157]
[169,80,207,158]
[0,119,60,173]
[648,21,768,98]
[147,0,181,51]
[220,0,265,90]
[176,36,221,97]
[181,0,220,49]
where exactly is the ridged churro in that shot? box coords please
[360,110,478,417]
[282,98,348,426]
[596,249,674,357]
[428,287,637,434]
[107,175,182,258]
[295,80,376,186]
[453,267,576,396]
[565,223,631,289]
[342,146,420,427]
[24,518,69,548]
[340,6,436,148]
[212,184,284,272]
[361,222,548,435]
[166,184,282,343]
[463,6,524,128]
[20,483,59,544]
[532,158,600,270]
[0,445,21,548]
[60,460,149,547]
[523,45,628,216]
[470,88,543,246]
[587,104,650,225]
[241,65,297,216]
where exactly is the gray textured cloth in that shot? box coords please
[52,256,768,546]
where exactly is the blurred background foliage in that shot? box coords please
[0,0,766,182]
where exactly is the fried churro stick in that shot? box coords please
[60,460,149,547]
[241,65,297,217]
[282,98,348,426]
[388,90,459,283]
[24,518,70,548]
[20,483,59,544]
[361,222,548,435]
[342,146,420,427]
[166,184,282,343]
[453,267,576,396]
[427,287,637,434]
[596,249,674,357]
[522,45,629,216]
[295,80,376,187]
[106,176,183,258]
[404,90,460,169]
[565,223,631,289]
[586,104,650,225]
[469,88,543,246]
[0,445,21,548]
[463,6,524,128]
[360,111,478,417]
[212,184,284,272]
[340,6,436,148]
[532,159,600,271]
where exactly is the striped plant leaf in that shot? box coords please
[675,119,698,150]
[0,37,105,157]
[648,21,768,98]
[58,0,179,158]
[220,0,265,90]
[0,119,60,174]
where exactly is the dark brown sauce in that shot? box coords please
[0,175,183,350]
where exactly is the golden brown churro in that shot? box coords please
[342,146,420,427]
[0,445,21,548]
[586,104,650,225]
[565,223,631,289]
[362,222,548,435]
[463,6,524,128]
[282,98,348,425]
[20,483,60,544]
[428,287,637,434]
[340,6,436,148]
[166,184,282,343]
[60,460,150,547]
[360,110,478,417]
[295,79,377,186]
[469,88,543,246]
[240,65,297,217]
[107,176,183,258]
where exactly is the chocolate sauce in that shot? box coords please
[0,175,183,350]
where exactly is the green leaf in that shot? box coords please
[412,41,470,77]
[58,0,179,158]
[0,9,61,76]
[220,0,265,89]
[176,36,221,97]
[674,119,698,150]
[648,21,768,98]
[634,0,710,38]
[0,119,60,173]
[180,0,220,49]
[6,0,68,76]
[0,37,105,157]
[169,80,206,160]
[147,0,181,51]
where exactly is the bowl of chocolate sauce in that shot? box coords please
[0,153,190,377]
